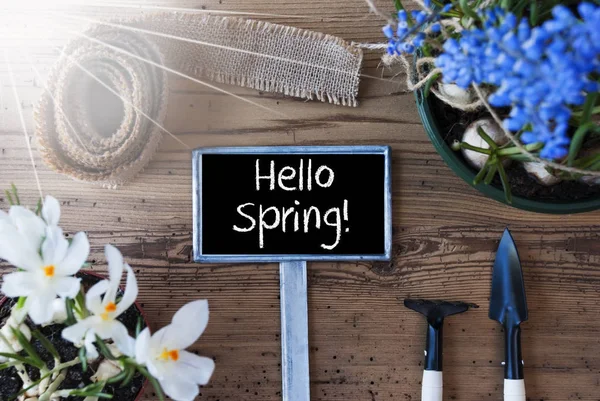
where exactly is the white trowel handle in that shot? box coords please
[421,370,442,401]
[504,379,526,401]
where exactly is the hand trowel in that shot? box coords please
[489,228,528,401]
[404,299,477,401]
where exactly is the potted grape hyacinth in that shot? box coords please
[0,187,215,401]
[376,0,600,213]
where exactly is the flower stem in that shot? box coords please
[53,357,81,371]
[497,142,543,156]
[484,164,498,185]
[459,142,492,155]
[473,164,490,185]
[39,371,66,401]
[0,331,32,387]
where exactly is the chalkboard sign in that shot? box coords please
[193,146,392,262]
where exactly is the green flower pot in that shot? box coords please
[415,89,600,214]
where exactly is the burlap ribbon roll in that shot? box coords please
[35,14,363,187]
[36,25,168,188]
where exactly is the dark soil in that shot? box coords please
[428,93,600,202]
[0,272,146,401]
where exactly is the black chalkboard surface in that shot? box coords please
[193,146,391,262]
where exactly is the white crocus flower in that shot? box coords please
[135,300,215,401]
[0,195,61,255]
[62,245,138,360]
[40,195,61,227]
[0,223,89,325]
[45,298,69,326]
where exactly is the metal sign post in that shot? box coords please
[280,261,310,401]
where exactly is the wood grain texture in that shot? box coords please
[1,1,600,400]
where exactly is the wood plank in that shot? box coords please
[1,1,600,400]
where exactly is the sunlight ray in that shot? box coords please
[59,2,315,19]
[0,75,4,130]
[22,50,90,153]
[51,10,394,83]
[3,51,45,203]
[39,37,192,150]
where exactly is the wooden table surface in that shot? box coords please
[1,1,600,400]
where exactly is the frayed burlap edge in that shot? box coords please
[129,13,363,107]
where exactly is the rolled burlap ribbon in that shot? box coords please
[36,25,168,188]
[35,14,363,187]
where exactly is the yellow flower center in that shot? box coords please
[43,265,55,277]
[159,348,179,362]
[100,302,117,320]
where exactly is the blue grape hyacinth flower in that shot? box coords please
[435,3,600,160]
[382,3,451,56]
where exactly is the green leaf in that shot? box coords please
[529,0,539,24]
[477,126,498,150]
[484,164,498,185]
[35,197,43,216]
[573,106,600,118]
[588,159,600,171]
[4,189,14,206]
[393,0,404,12]
[582,92,598,124]
[0,352,38,367]
[32,330,60,360]
[10,184,20,206]
[0,361,20,370]
[512,0,529,18]
[71,381,107,395]
[497,162,513,204]
[10,327,46,370]
[138,366,165,401]
[120,366,137,388]
[497,142,544,156]
[421,43,432,58]
[473,164,490,185]
[79,346,88,372]
[424,73,440,98]
[71,391,113,399]
[568,122,596,166]
[506,153,535,162]
[65,298,77,325]
[71,384,113,399]
[107,368,129,384]
[459,0,478,19]
[75,289,89,318]
[95,335,116,360]
[135,316,144,338]
[571,153,600,170]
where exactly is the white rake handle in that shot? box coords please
[504,379,526,401]
[421,370,443,401]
